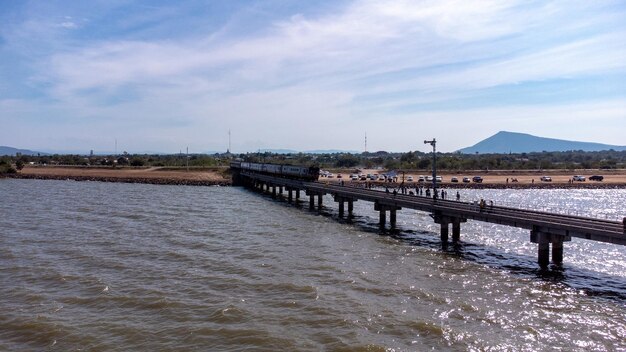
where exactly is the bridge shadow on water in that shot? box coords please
[252,190,626,301]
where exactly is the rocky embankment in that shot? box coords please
[6,173,232,186]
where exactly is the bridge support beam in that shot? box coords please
[287,188,293,202]
[375,203,401,229]
[452,221,461,242]
[530,228,571,266]
[552,239,563,264]
[432,212,467,244]
[272,185,276,198]
[379,209,386,227]
[334,196,358,218]
[440,223,449,242]
[306,191,326,211]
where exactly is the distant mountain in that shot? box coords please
[0,146,47,156]
[458,131,626,154]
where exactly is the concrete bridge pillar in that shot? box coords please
[272,185,276,198]
[296,190,300,201]
[334,196,357,218]
[374,203,401,229]
[530,228,571,266]
[379,209,387,227]
[452,220,461,242]
[433,213,466,244]
[538,241,550,267]
[552,238,564,264]
[288,189,293,202]
[279,186,283,195]
[440,222,449,242]
[317,194,323,209]
[309,195,315,209]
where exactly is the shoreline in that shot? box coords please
[4,166,625,189]
[6,173,231,186]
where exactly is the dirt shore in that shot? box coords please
[9,166,232,186]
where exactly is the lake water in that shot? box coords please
[1,179,625,351]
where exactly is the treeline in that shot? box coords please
[1,149,624,174]
[241,150,626,171]
[0,153,229,169]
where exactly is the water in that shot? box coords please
[1,179,625,351]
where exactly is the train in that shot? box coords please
[230,161,320,182]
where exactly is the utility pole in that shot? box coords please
[424,138,437,199]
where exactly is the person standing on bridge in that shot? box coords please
[456,191,460,201]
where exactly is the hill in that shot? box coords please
[458,131,626,154]
[0,146,47,156]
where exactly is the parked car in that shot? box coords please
[327,173,334,178]
[337,173,342,179]
[426,176,433,182]
[435,176,443,182]
[540,176,552,182]
[418,175,425,182]
[350,174,358,181]
[451,177,459,183]
[472,176,483,183]
[407,176,414,182]
[589,175,604,181]
[462,177,471,183]
[572,175,585,181]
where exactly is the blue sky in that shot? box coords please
[1,0,625,153]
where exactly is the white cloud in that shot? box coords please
[3,0,624,152]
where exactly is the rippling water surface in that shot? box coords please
[1,179,625,351]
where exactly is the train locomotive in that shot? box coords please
[230,161,320,182]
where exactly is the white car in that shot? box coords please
[426,176,433,182]
[418,175,425,182]
[407,176,414,182]
[435,176,442,182]
[350,174,358,180]
[572,175,585,181]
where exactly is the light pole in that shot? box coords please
[424,138,437,199]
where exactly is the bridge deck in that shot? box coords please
[241,171,625,246]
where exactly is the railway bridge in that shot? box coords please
[232,168,625,267]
